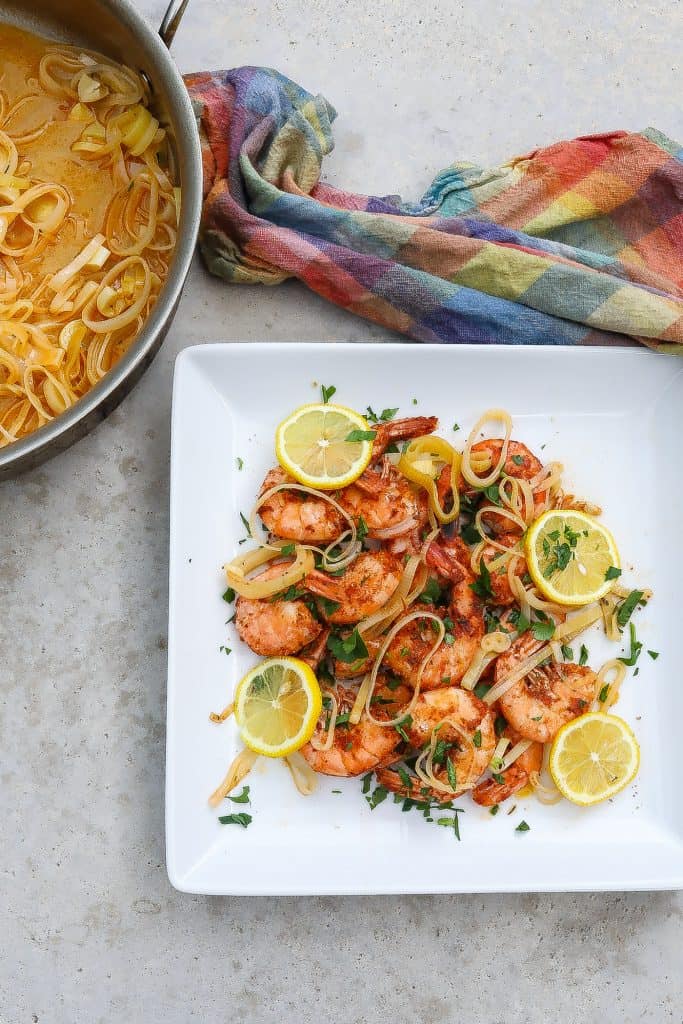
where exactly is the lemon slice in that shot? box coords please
[549,712,639,806]
[525,509,620,606]
[234,657,322,758]
[275,403,374,489]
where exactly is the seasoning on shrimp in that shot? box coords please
[215,401,650,823]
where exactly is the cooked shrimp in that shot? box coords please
[384,539,484,689]
[464,439,545,533]
[300,681,408,777]
[469,439,542,485]
[371,415,438,458]
[298,627,331,671]
[258,467,345,543]
[495,633,597,743]
[472,727,543,806]
[305,550,403,624]
[409,687,496,794]
[235,562,321,657]
[338,460,428,537]
[479,532,528,606]
[332,636,382,679]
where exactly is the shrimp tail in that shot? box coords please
[299,627,331,671]
[471,764,529,806]
[304,569,340,601]
[425,540,466,584]
[373,416,438,457]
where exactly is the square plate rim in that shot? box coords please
[166,341,683,895]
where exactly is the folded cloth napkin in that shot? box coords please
[184,67,683,351]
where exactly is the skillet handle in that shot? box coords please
[159,0,191,48]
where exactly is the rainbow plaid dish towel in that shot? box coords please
[185,67,683,351]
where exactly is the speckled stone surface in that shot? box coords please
[2,2,682,1021]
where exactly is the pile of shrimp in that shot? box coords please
[225,410,635,813]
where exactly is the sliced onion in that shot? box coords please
[592,659,627,711]
[208,748,259,806]
[372,516,418,540]
[461,409,513,488]
[484,644,552,705]
[308,691,339,750]
[284,752,318,795]
[501,739,532,770]
[224,543,314,599]
[209,702,234,724]
[461,630,512,690]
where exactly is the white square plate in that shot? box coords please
[167,343,683,894]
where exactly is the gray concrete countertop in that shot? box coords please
[2,2,682,1021]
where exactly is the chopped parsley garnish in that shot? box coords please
[461,522,482,545]
[483,483,501,506]
[579,644,589,666]
[616,590,645,629]
[509,608,530,635]
[432,738,451,765]
[327,628,368,663]
[412,398,418,405]
[648,650,659,660]
[444,633,455,646]
[345,429,377,443]
[494,714,507,737]
[470,561,493,600]
[280,542,296,556]
[236,456,244,470]
[491,772,505,785]
[515,820,530,833]
[618,621,643,667]
[354,515,369,543]
[227,786,250,804]
[394,715,412,743]
[446,758,458,791]
[279,585,306,601]
[437,811,462,840]
[222,587,236,603]
[472,730,482,748]
[219,645,231,656]
[541,522,581,578]
[453,422,460,433]
[419,577,443,604]
[218,812,252,828]
[385,676,402,691]
[321,383,336,403]
[474,680,491,700]
[560,644,574,661]
[511,454,524,466]
[598,684,610,703]
[318,596,342,617]
[489,805,499,816]
[239,511,252,537]
[365,406,398,423]
[531,619,555,642]
[366,785,388,809]
[605,565,621,581]
[362,773,372,794]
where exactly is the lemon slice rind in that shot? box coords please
[234,657,322,758]
[275,403,374,490]
[549,712,639,806]
[525,509,620,607]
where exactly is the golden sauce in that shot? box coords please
[0,25,115,275]
[0,24,177,445]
